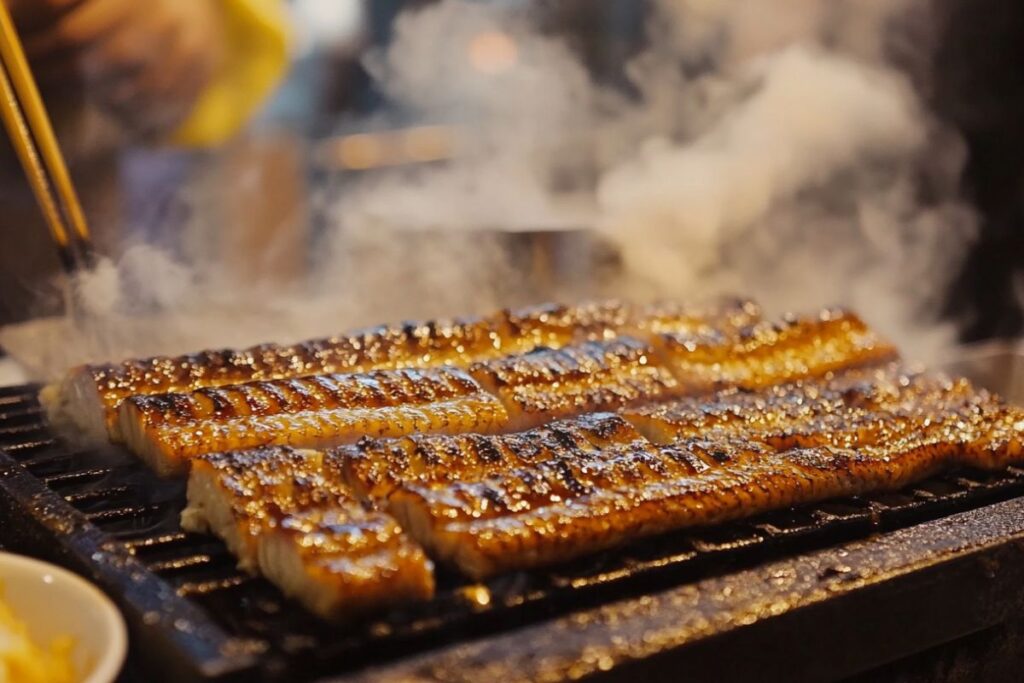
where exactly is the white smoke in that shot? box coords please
[0,0,978,376]
[336,0,976,360]
[596,0,975,361]
[599,46,926,277]
[598,43,975,360]
[336,0,597,233]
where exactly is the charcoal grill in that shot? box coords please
[2,344,1024,682]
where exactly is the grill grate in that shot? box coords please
[3,383,1024,682]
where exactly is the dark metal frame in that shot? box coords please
[339,496,1024,683]
[0,343,1021,682]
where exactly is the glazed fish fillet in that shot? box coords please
[44,313,514,441]
[623,365,1003,449]
[655,309,899,392]
[339,412,643,500]
[258,502,435,619]
[500,298,655,350]
[386,381,1023,579]
[469,337,680,431]
[389,432,1020,579]
[42,297,763,440]
[623,297,762,336]
[182,448,351,571]
[120,367,509,476]
[183,447,434,618]
[503,297,763,346]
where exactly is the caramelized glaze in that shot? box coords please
[386,372,1023,579]
[122,367,508,474]
[470,337,680,429]
[184,447,434,617]
[340,413,644,500]
[656,309,898,392]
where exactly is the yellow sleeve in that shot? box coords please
[171,0,290,148]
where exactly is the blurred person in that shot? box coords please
[0,0,289,325]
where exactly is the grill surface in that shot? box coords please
[2,362,1024,681]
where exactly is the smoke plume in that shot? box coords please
[0,0,977,376]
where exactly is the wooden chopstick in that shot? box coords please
[0,60,78,270]
[0,1,92,271]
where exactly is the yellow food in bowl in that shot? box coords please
[0,590,74,683]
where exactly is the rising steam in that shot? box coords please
[0,0,977,377]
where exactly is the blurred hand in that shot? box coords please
[5,0,226,138]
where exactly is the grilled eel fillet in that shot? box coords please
[444,310,895,438]
[469,336,681,431]
[622,364,992,447]
[339,412,642,500]
[463,311,892,432]
[656,309,898,393]
[183,448,434,618]
[119,308,892,475]
[43,298,758,441]
[120,323,759,474]
[120,367,509,476]
[45,313,514,441]
[382,388,1023,579]
[624,297,762,336]
[114,303,758,472]
[181,448,349,570]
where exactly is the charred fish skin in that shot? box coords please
[121,366,499,427]
[48,301,616,439]
[496,298,761,350]
[621,365,1004,447]
[45,297,766,440]
[628,364,1024,464]
[470,337,680,431]
[340,412,645,501]
[387,433,973,580]
[181,447,350,572]
[389,371,1024,579]
[70,342,359,435]
[624,297,762,336]
[655,309,900,393]
[51,313,516,439]
[385,427,721,579]
[337,300,682,367]
[119,367,509,476]
[258,501,436,620]
[341,315,508,370]
[385,437,770,579]
[184,447,435,617]
[499,300,631,350]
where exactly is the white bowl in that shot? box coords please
[0,552,127,683]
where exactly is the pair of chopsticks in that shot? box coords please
[0,2,92,273]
